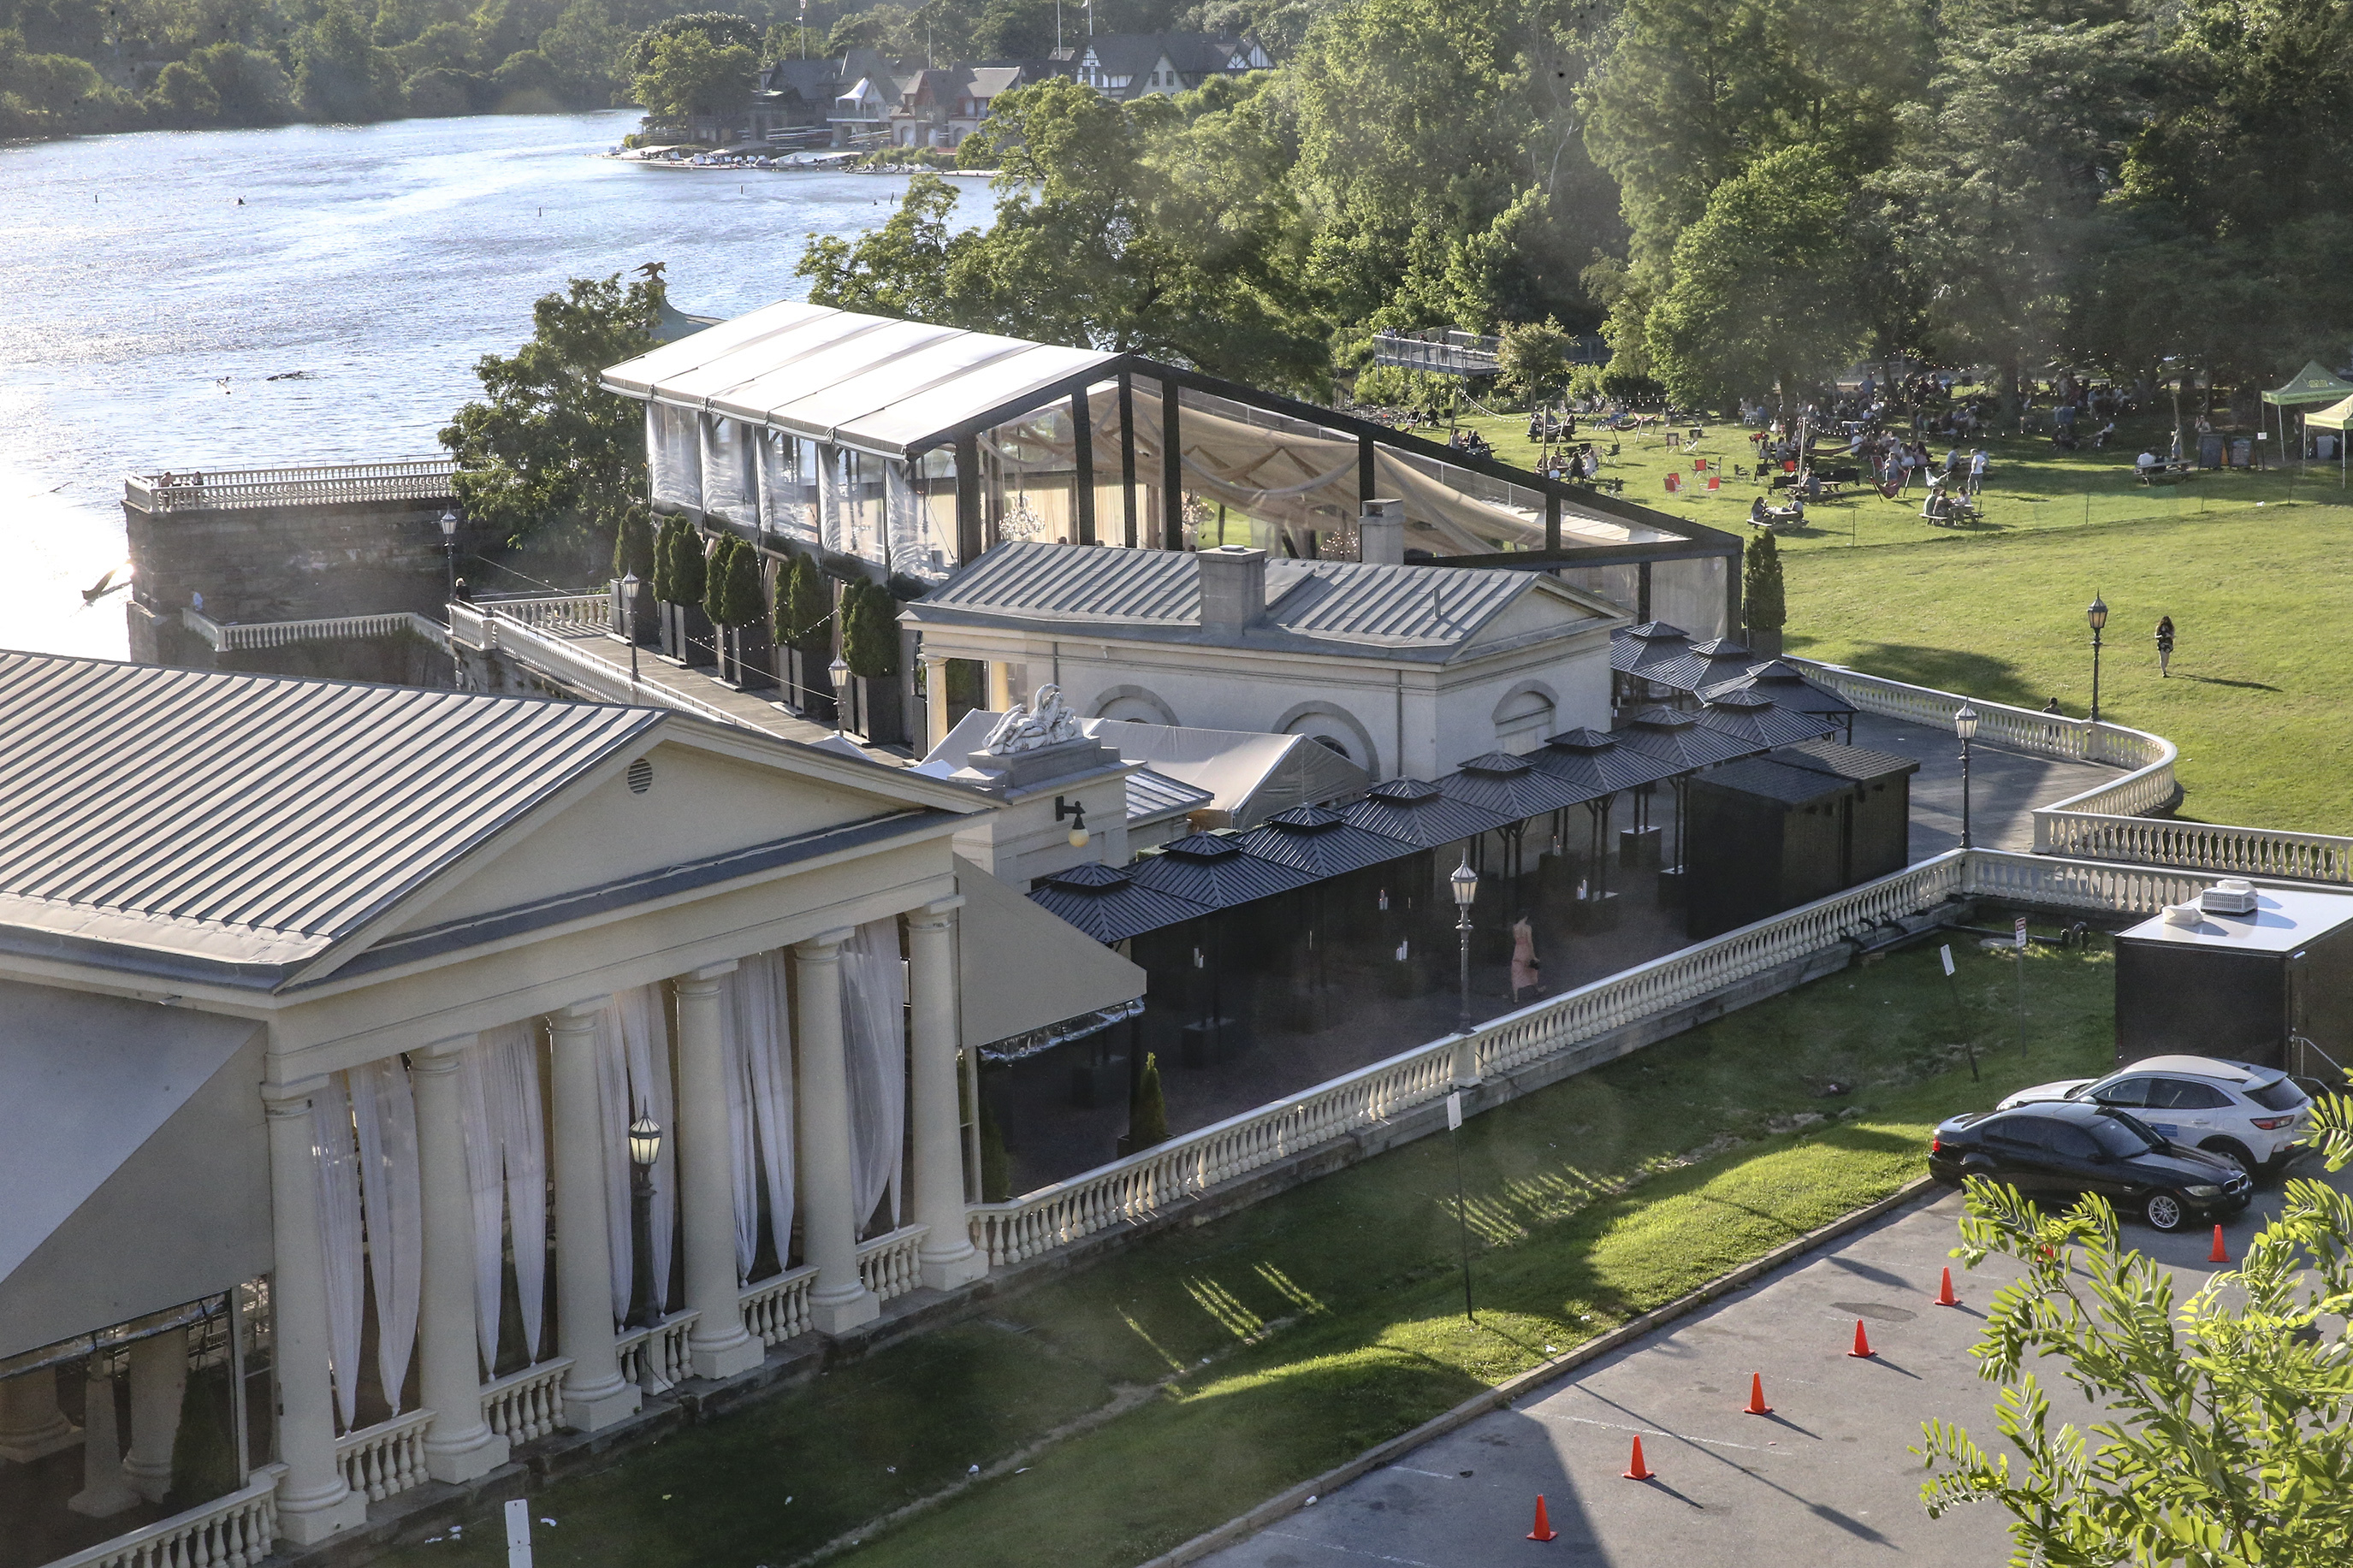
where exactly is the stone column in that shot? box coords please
[0,1367,80,1464]
[549,1000,639,1433]
[122,1327,189,1503]
[67,1360,137,1518]
[411,1039,511,1481]
[674,963,762,1381]
[262,1078,368,1544]
[907,901,984,1291]
[792,930,879,1334]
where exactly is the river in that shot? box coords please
[0,109,971,660]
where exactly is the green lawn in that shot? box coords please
[389,934,2112,1568]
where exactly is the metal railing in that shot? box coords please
[1370,328,1501,377]
[334,1408,430,1504]
[966,845,2243,1267]
[181,606,448,653]
[43,1465,283,1568]
[1787,657,2353,885]
[455,601,758,734]
[126,459,457,514]
[479,1358,573,1447]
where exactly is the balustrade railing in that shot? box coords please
[127,459,457,514]
[457,605,756,733]
[616,1312,697,1388]
[334,1408,430,1504]
[181,606,447,653]
[479,1358,572,1447]
[44,1466,283,1568]
[486,594,615,634]
[741,1265,817,1346]
[856,1224,928,1302]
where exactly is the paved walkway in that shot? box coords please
[1198,1162,2347,1568]
[1847,711,2120,861]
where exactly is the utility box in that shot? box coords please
[2113,884,2353,1076]
[1683,742,1918,939]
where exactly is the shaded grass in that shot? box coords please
[387,933,2109,1568]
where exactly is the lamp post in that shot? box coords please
[1450,853,1479,1035]
[829,653,851,740]
[625,1114,662,1329]
[2086,594,2108,725]
[1954,702,1978,850]
[620,571,641,687]
[439,509,459,604]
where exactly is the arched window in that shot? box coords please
[1492,688,1556,754]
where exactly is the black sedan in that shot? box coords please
[1929,1099,2253,1232]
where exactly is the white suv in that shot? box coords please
[1998,1055,2313,1181]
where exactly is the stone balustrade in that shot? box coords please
[44,1466,284,1568]
[615,1313,698,1388]
[741,1266,818,1346]
[478,1359,573,1447]
[126,460,457,515]
[855,1224,928,1302]
[333,1410,431,1504]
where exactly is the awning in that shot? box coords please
[0,979,270,1359]
[2306,393,2353,432]
[956,856,1147,1045]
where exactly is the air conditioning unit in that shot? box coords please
[2200,878,2258,915]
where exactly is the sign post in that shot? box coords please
[2013,918,2030,1055]
[1940,944,1977,1081]
[505,1499,532,1568]
[1446,1091,1474,1323]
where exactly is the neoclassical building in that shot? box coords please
[0,653,1136,1563]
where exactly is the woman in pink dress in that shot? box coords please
[1510,916,1541,1002]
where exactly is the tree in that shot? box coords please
[151,58,222,120]
[840,579,902,677]
[439,272,660,553]
[970,0,1053,60]
[295,0,402,120]
[612,504,656,583]
[624,10,761,74]
[1919,1095,2353,1564]
[186,42,295,121]
[629,28,756,119]
[650,515,688,602]
[776,552,833,652]
[704,535,765,628]
[1497,317,1573,403]
[1741,532,1784,646]
[1128,1051,1169,1150]
[1645,145,1868,415]
[539,0,625,104]
[664,524,709,608]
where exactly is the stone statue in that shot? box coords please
[982,683,1084,755]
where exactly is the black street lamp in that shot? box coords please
[1450,852,1479,1035]
[2087,594,2108,724]
[1954,702,1978,850]
[829,654,851,740]
[439,509,459,604]
[625,1113,662,1328]
[620,571,642,687]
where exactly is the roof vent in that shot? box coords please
[626,758,655,795]
[2161,902,2202,927]
[2200,878,2257,915]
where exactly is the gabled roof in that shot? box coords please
[1341,777,1511,848]
[1228,805,1417,878]
[1027,860,1211,941]
[0,653,656,975]
[1611,707,1767,772]
[904,541,1609,663]
[1129,832,1315,908]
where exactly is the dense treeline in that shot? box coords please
[803,0,2353,409]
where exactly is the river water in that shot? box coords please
[0,109,969,660]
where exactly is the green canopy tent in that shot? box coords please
[2261,361,2353,470]
[2306,392,2353,488]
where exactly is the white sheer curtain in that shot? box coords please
[841,920,907,1235]
[649,405,702,512]
[455,1024,549,1367]
[727,952,795,1273]
[599,987,675,1322]
[702,415,758,528]
[348,1058,422,1415]
[454,1045,507,1370]
[311,1080,365,1432]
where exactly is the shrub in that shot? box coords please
[839,579,901,678]
[611,504,655,583]
[661,518,707,606]
[1128,1051,1169,1150]
[707,535,765,628]
[776,552,833,651]
[1743,531,1786,640]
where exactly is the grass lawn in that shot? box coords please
[388,932,2112,1568]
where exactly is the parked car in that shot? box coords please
[1929,1100,2253,1232]
[1995,1054,2312,1181]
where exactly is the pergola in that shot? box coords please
[602,302,1743,632]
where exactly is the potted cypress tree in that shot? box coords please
[840,578,906,744]
[1743,532,1787,656]
[777,553,836,723]
[1117,1052,1169,1157]
[708,539,775,690]
[662,523,714,667]
[611,505,661,646]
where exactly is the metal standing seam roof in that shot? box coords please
[1129,833,1318,908]
[1229,805,1420,878]
[1642,636,1758,694]
[908,541,1562,655]
[602,301,1118,459]
[1771,738,1920,785]
[1692,757,1858,808]
[0,652,660,970]
[1026,861,1213,942]
[1692,691,1840,748]
[1527,729,1686,796]
[1340,777,1513,848]
[1436,753,1602,820]
[1124,766,1216,824]
[1609,623,1692,677]
[1702,660,1859,715]
[1612,707,1769,772]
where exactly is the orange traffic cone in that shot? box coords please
[1935,1267,1961,1307]
[1848,1318,1875,1358]
[1743,1373,1773,1416]
[1622,1435,1654,1481]
[2209,1226,2230,1264]
[1527,1494,1557,1541]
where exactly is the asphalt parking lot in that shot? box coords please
[1196,1162,2347,1568]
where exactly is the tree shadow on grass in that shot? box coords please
[1781,639,2039,709]
[2174,672,2283,692]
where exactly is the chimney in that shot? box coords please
[1195,545,1267,635]
[1358,498,1404,565]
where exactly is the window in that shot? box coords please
[2246,1077,2308,1112]
[1985,1114,2049,1149]
[2090,1114,2162,1157]
[2091,1076,2152,1107]
[2047,1124,2101,1161]
[2149,1079,2230,1110]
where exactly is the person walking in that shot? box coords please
[1967,448,1988,495]
[1509,915,1542,1003]
[2155,615,2175,677]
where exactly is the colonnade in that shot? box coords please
[260,899,981,1544]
